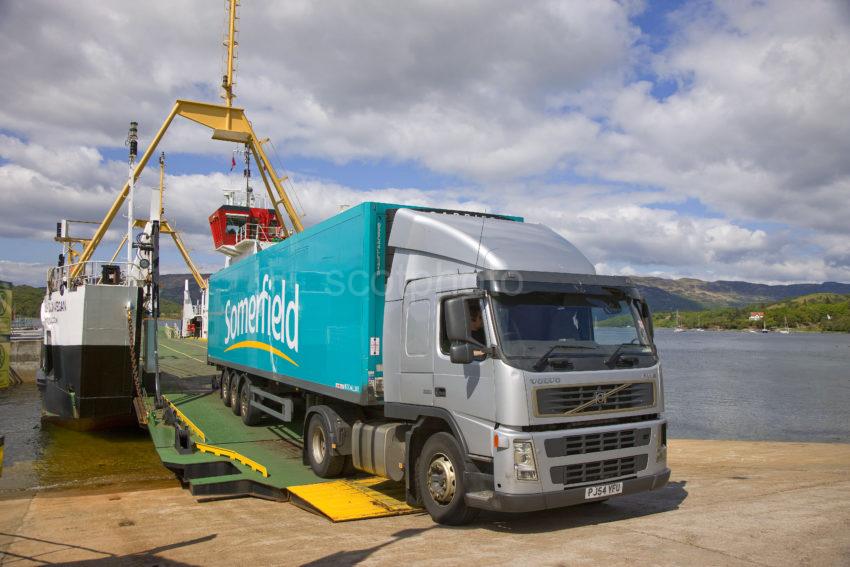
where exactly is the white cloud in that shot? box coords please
[0,0,848,284]
[0,260,51,286]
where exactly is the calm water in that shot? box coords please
[0,385,172,497]
[0,330,848,496]
[656,329,850,443]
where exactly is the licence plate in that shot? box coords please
[584,481,623,499]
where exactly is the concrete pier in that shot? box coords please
[10,339,39,384]
[1,438,848,566]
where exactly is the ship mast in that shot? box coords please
[126,122,138,267]
[158,151,166,217]
[70,1,305,280]
[222,0,238,110]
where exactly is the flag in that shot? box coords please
[230,153,237,171]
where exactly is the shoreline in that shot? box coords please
[2,438,849,565]
[2,436,848,502]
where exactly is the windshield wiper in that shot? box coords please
[532,344,593,372]
[604,341,649,368]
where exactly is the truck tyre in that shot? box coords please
[230,375,242,415]
[417,432,479,526]
[306,414,345,478]
[221,371,232,407]
[240,380,261,426]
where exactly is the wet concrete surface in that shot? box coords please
[1,439,848,566]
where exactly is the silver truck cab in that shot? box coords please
[382,208,669,519]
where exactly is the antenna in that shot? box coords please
[157,152,166,217]
[125,121,138,266]
[243,143,252,207]
[221,0,239,107]
[473,216,486,271]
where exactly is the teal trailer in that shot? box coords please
[208,202,398,405]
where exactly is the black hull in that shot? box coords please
[40,344,136,428]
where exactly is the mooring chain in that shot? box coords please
[127,307,150,422]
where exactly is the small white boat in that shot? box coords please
[674,310,686,332]
[694,314,705,332]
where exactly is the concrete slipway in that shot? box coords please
[1,439,848,566]
[1,334,848,565]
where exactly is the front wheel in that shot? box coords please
[306,414,345,478]
[417,432,479,525]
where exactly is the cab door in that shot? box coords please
[433,293,497,453]
[399,279,435,406]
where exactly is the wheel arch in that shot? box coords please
[385,405,471,507]
[301,404,358,465]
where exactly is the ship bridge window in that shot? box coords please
[225,214,248,235]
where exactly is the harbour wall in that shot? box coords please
[10,339,39,383]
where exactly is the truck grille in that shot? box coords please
[549,455,648,486]
[535,382,654,417]
[543,427,651,458]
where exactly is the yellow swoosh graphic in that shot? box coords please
[224,340,299,367]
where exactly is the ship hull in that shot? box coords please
[40,284,140,428]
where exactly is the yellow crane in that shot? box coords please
[103,153,207,290]
[71,0,303,281]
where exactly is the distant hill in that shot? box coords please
[65,274,850,313]
[655,292,850,332]
[630,277,850,311]
[7,285,44,319]
[10,284,183,319]
[631,284,703,312]
[159,273,211,305]
[11,273,850,319]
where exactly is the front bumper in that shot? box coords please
[466,467,671,513]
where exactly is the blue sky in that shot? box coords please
[1,0,849,286]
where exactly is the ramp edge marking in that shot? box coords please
[163,396,207,442]
[196,442,270,478]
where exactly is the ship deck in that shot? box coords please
[148,331,417,521]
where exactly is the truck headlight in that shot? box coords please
[513,440,538,481]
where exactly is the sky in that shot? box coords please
[1,0,848,286]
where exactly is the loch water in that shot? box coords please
[656,329,850,443]
[1,330,848,496]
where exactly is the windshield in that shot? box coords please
[491,291,656,372]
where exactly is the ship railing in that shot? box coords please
[234,223,286,245]
[47,261,137,293]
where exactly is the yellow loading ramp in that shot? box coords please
[161,395,419,521]
[288,478,420,522]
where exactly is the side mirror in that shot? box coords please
[450,343,475,365]
[444,297,472,342]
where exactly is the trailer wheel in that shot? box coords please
[240,380,261,426]
[306,414,345,478]
[230,375,242,415]
[417,432,479,525]
[221,371,232,407]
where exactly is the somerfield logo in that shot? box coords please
[223,276,299,367]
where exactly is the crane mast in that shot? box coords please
[223,0,238,109]
[70,2,304,280]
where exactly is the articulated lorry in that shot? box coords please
[208,202,669,524]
